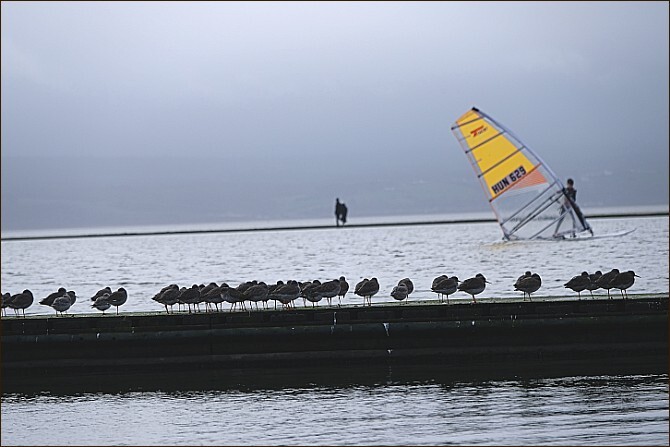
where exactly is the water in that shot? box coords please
[1,215,667,315]
[1,214,668,445]
[1,368,668,445]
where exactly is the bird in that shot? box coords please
[304,280,325,308]
[596,269,620,299]
[514,271,531,300]
[354,278,369,296]
[66,290,77,306]
[221,285,245,311]
[398,278,414,301]
[432,275,459,303]
[90,287,112,302]
[236,280,256,295]
[337,276,349,306]
[152,284,180,314]
[354,278,379,306]
[107,287,128,315]
[457,274,488,303]
[610,270,640,299]
[9,290,34,317]
[91,294,111,314]
[50,295,72,316]
[244,282,269,310]
[586,271,602,298]
[1,292,10,316]
[235,281,259,311]
[390,282,409,304]
[274,280,301,310]
[203,284,227,312]
[564,272,590,299]
[515,273,542,301]
[39,288,67,307]
[179,285,201,313]
[317,279,341,307]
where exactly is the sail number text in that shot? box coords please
[491,166,527,195]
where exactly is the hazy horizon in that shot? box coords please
[2,2,668,231]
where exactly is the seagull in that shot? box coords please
[1,292,10,316]
[179,285,201,313]
[244,282,269,311]
[398,278,414,301]
[515,273,542,302]
[107,287,128,315]
[514,272,532,300]
[337,276,349,306]
[432,275,459,303]
[92,294,111,314]
[457,274,488,303]
[202,284,227,312]
[152,284,180,314]
[354,278,369,296]
[221,285,244,311]
[9,290,34,317]
[304,280,325,308]
[610,270,640,299]
[431,275,448,294]
[355,278,380,306]
[596,269,620,299]
[275,280,301,310]
[39,288,67,307]
[317,279,341,307]
[66,290,77,306]
[586,271,602,299]
[390,282,409,304]
[267,281,285,310]
[51,295,72,316]
[564,272,590,299]
[90,287,112,302]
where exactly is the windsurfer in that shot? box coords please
[555,179,593,237]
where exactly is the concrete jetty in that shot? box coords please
[2,295,667,381]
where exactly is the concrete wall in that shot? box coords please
[2,296,667,378]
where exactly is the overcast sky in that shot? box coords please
[2,1,668,232]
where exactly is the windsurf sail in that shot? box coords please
[451,107,593,240]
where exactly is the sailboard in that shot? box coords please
[451,107,595,241]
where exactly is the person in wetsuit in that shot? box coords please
[555,178,593,237]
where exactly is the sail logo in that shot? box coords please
[470,125,487,137]
[491,165,527,195]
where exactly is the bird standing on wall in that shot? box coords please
[564,272,590,299]
[107,287,128,315]
[514,273,541,301]
[337,276,349,306]
[610,270,639,299]
[457,274,488,303]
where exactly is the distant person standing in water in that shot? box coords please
[335,198,348,227]
[335,198,343,227]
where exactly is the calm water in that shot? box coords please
[1,214,668,445]
[1,215,667,315]
[1,367,668,446]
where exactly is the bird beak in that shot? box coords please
[634,274,641,278]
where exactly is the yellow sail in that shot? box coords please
[452,107,592,240]
[455,109,547,201]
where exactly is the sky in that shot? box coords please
[2,1,668,232]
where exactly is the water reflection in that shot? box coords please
[2,365,667,446]
[4,357,667,397]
